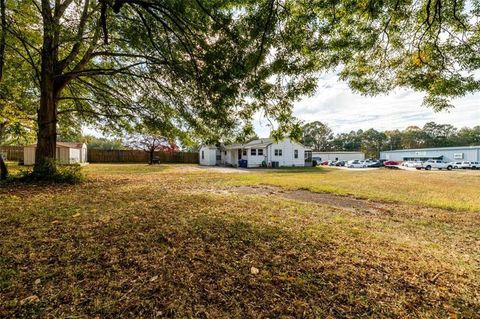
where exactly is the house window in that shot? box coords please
[274,149,282,156]
[251,149,256,156]
[243,149,247,156]
[294,150,298,159]
[201,151,204,160]
[258,149,264,156]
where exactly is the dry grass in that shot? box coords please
[1,164,479,318]
[220,166,480,211]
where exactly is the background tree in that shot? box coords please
[384,130,403,151]
[301,121,333,151]
[360,129,387,158]
[401,126,429,149]
[127,131,177,164]
[81,135,126,150]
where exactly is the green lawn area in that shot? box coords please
[1,164,479,318]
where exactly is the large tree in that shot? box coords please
[1,0,318,176]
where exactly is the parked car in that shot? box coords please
[335,160,345,167]
[347,160,366,168]
[329,161,338,166]
[320,160,330,165]
[414,159,453,170]
[384,160,400,166]
[450,161,463,169]
[366,160,382,167]
[456,161,480,169]
[402,161,420,167]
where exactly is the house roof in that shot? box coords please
[243,138,273,148]
[26,142,86,149]
[224,143,245,150]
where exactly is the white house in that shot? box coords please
[24,142,88,165]
[312,151,365,162]
[199,138,306,168]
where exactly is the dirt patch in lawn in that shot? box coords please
[226,185,385,212]
[216,186,477,221]
[174,166,251,173]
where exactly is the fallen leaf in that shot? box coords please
[34,279,41,285]
[72,213,81,218]
[149,275,158,282]
[250,267,260,275]
[20,295,39,305]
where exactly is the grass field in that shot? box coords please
[1,164,479,318]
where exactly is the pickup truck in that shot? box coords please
[414,160,453,170]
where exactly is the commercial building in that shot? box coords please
[312,151,365,162]
[380,145,480,162]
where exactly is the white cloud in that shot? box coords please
[253,72,480,136]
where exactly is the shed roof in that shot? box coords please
[26,142,86,149]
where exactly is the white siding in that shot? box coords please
[199,146,217,166]
[267,139,305,167]
[23,144,88,165]
[69,148,81,163]
[23,147,36,165]
[80,146,88,163]
[246,147,267,167]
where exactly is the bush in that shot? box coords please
[16,159,85,184]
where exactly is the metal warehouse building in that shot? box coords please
[380,145,480,162]
[312,151,365,162]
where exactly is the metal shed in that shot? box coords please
[23,142,88,165]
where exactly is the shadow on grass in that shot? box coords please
[2,186,478,318]
[254,166,335,175]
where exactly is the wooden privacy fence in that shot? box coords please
[0,146,23,161]
[87,149,199,163]
[0,146,198,164]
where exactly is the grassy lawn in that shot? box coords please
[1,164,479,318]
[220,166,480,212]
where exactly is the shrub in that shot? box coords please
[16,159,85,184]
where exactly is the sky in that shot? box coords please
[253,72,480,137]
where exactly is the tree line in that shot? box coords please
[302,121,480,159]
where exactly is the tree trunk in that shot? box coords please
[34,76,57,174]
[149,149,154,164]
[34,12,58,176]
[0,153,7,180]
